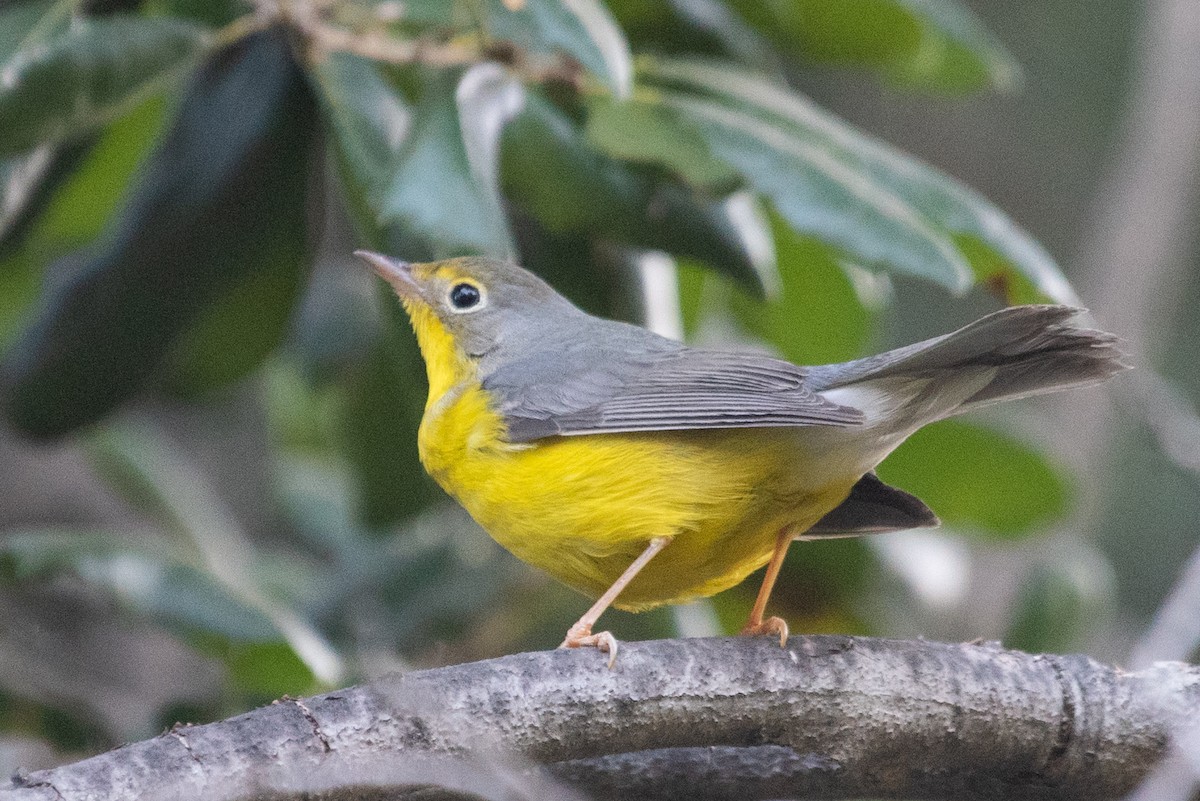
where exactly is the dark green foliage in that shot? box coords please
[502,93,765,291]
[0,15,207,156]
[4,29,316,436]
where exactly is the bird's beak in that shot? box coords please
[354,250,420,301]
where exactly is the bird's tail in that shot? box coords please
[808,305,1128,425]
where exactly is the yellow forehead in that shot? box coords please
[412,260,484,287]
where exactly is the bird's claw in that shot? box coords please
[739,616,789,647]
[560,622,620,668]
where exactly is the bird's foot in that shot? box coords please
[739,616,789,647]
[559,621,619,668]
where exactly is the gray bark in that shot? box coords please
[3,636,1197,801]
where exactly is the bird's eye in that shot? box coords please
[449,282,482,311]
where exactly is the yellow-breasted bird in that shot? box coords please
[356,251,1126,664]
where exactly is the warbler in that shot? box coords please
[356,251,1125,664]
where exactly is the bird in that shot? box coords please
[355,251,1126,665]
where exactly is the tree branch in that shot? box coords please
[277,0,586,88]
[2,636,1196,801]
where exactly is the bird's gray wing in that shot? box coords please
[483,344,864,443]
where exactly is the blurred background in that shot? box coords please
[1,0,1198,778]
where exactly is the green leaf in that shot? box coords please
[0,92,168,359]
[309,51,412,207]
[0,2,88,255]
[136,564,281,642]
[0,0,74,66]
[729,0,1020,94]
[512,217,624,318]
[3,29,318,437]
[1004,564,1084,652]
[955,233,1046,305]
[604,0,776,77]
[162,232,311,396]
[226,641,316,698]
[501,91,765,292]
[307,50,418,264]
[382,0,460,25]
[273,456,386,563]
[560,0,634,97]
[0,145,79,258]
[584,93,738,190]
[501,94,636,231]
[0,15,208,156]
[273,456,513,652]
[781,539,874,628]
[662,89,971,290]
[730,209,871,365]
[894,0,1022,92]
[876,420,1070,537]
[163,49,316,395]
[377,68,514,258]
[371,510,515,648]
[485,0,632,98]
[663,0,780,74]
[0,91,170,362]
[0,527,143,580]
[263,360,343,456]
[454,62,525,253]
[642,58,1075,302]
[29,90,170,249]
[0,251,40,354]
[715,539,874,636]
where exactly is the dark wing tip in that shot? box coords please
[802,473,939,539]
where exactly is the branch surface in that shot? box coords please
[3,636,1197,801]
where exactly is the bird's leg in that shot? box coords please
[739,526,794,646]
[561,536,672,668]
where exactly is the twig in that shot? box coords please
[286,3,478,68]
[279,0,584,87]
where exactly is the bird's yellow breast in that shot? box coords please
[407,302,854,610]
[418,387,852,610]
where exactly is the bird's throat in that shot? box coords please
[402,299,476,406]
